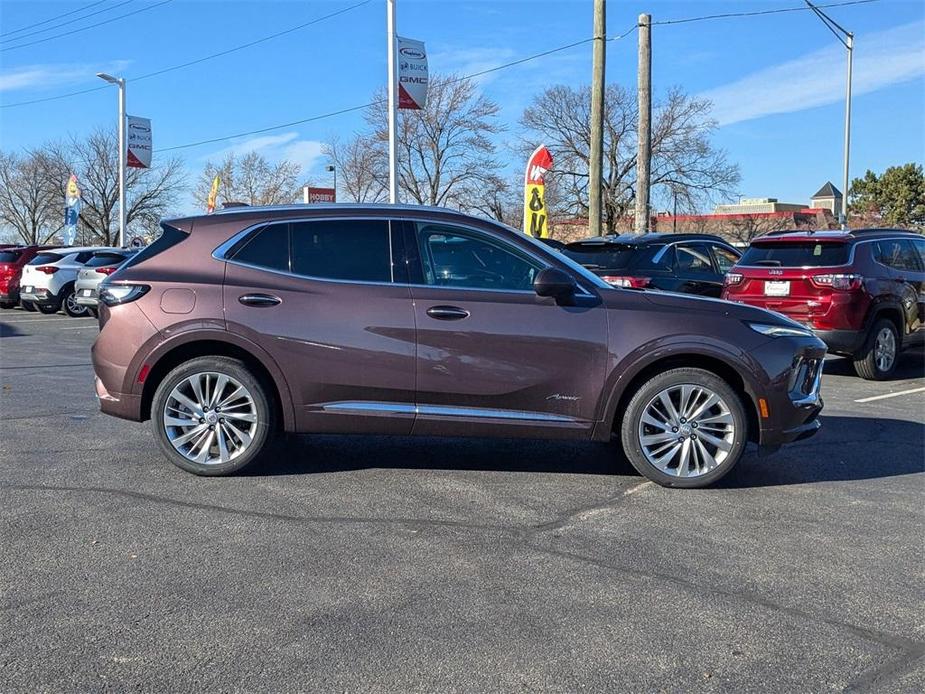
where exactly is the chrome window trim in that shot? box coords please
[213,215,598,298]
[321,401,582,423]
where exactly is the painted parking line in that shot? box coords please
[854,386,925,403]
[0,317,96,323]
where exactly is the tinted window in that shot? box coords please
[563,243,637,270]
[912,239,925,266]
[712,245,740,273]
[75,251,95,264]
[739,242,849,267]
[29,252,62,265]
[85,252,128,268]
[232,224,290,272]
[291,219,391,283]
[120,223,187,272]
[675,244,714,274]
[417,224,542,291]
[874,239,922,272]
[0,250,22,263]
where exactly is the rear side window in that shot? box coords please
[739,242,849,267]
[231,224,290,272]
[0,250,22,263]
[563,244,639,270]
[291,219,391,283]
[85,252,129,268]
[874,239,923,272]
[712,245,740,273]
[29,252,62,265]
[119,224,187,272]
[675,244,715,274]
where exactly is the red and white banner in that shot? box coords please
[398,37,428,110]
[303,186,336,204]
[523,145,553,238]
[126,115,152,169]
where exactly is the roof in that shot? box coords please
[567,232,729,246]
[752,228,918,243]
[208,203,462,217]
[811,182,842,199]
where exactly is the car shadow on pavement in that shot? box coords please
[0,322,26,338]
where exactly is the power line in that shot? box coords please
[1,0,374,109]
[159,29,638,153]
[0,0,110,38]
[0,0,136,44]
[650,0,879,26]
[1,0,175,53]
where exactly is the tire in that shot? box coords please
[150,356,275,476]
[620,367,748,488]
[36,302,59,315]
[20,300,36,312]
[62,287,89,317]
[853,318,900,380]
[88,307,99,318]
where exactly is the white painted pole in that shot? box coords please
[118,79,126,247]
[387,0,399,203]
[841,33,853,228]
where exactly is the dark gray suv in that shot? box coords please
[92,205,825,487]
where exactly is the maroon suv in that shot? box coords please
[723,229,924,380]
[91,205,826,487]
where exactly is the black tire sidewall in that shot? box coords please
[150,356,274,476]
[854,319,899,380]
[36,302,59,314]
[620,367,748,488]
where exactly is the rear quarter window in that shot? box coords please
[739,242,849,267]
[119,224,187,272]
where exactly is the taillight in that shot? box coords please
[724,272,744,286]
[37,265,59,274]
[602,276,651,288]
[97,266,119,275]
[0,264,13,278]
[99,283,149,307]
[810,273,862,290]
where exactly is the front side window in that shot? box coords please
[291,219,391,283]
[675,244,714,274]
[712,245,740,273]
[416,224,543,291]
[231,224,290,272]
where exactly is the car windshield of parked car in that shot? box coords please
[0,250,23,263]
[85,252,129,268]
[739,241,849,267]
[28,252,62,265]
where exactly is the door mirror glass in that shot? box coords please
[534,267,577,300]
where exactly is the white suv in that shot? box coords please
[20,247,120,317]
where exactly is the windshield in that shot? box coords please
[740,241,849,267]
[85,252,128,268]
[0,250,23,263]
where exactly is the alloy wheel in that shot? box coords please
[163,372,259,465]
[874,327,896,373]
[637,384,736,478]
[65,291,88,316]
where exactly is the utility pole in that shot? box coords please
[386,0,399,204]
[634,13,651,235]
[588,0,606,236]
[97,72,126,247]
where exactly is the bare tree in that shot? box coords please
[194,151,301,209]
[521,84,740,233]
[323,135,387,203]
[0,150,60,244]
[366,74,505,207]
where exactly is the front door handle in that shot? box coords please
[239,293,281,307]
[426,305,469,320]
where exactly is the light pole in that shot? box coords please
[805,1,853,228]
[97,72,126,247]
[326,164,336,201]
[386,0,399,204]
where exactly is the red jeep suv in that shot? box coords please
[723,229,924,380]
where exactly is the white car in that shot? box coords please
[19,247,121,317]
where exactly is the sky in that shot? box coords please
[0,0,923,215]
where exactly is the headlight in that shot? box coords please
[99,283,149,307]
[748,322,815,338]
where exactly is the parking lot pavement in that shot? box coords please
[1,310,923,692]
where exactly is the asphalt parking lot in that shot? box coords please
[1,310,923,692]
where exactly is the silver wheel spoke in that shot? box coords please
[172,390,203,418]
[698,430,732,452]
[641,431,678,446]
[221,410,257,423]
[216,424,231,463]
[658,392,680,425]
[688,393,720,422]
[171,423,209,447]
[164,414,200,428]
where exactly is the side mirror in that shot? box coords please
[534,267,577,301]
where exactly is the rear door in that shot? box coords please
[873,238,925,342]
[405,220,608,439]
[223,218,417,435]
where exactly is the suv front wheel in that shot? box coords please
[620,368,747,488]
[853,318,899,380]
[151,356,274,476]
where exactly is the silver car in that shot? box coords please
[75,249,138,315]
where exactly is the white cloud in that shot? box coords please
[0,60,131,92]
[202,131,325,176]
[698,21,925,126]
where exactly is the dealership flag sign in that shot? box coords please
[62,174,81,246]
[397,37,427,110]
[126,116,152,168]
[523,145,553,238]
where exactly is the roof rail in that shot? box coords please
[847,227,915,235]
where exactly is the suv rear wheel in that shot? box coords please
[151,356,274,476]
[853,318,899,380]
[620,368,747,488]
[62,287,89,317]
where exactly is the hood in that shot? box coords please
[639,290,807,328]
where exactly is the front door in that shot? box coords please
[675,242,723,296]
[404,221,609,439]
[223,218,417,434]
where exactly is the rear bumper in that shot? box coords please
[75,288,99,307]
[0,290,19,303]
[19,287,58,306]
[814,329,864,356]
[95,375,142,421]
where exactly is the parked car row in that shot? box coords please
[0,245,137,317]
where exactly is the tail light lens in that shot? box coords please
[99,283,149,307]
[810,273,863,290]
[97,266,119,275]
[36,265,59,274]
[0,264,13,277]
[602,276,651,288]
[724,272,744,286]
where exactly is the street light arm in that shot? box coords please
[804,1,852,47]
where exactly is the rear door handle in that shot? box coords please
[238,293,281,307]
[426,305,469,320]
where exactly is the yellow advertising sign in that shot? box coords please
[523,145,553,238]
[206,175,221,214]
